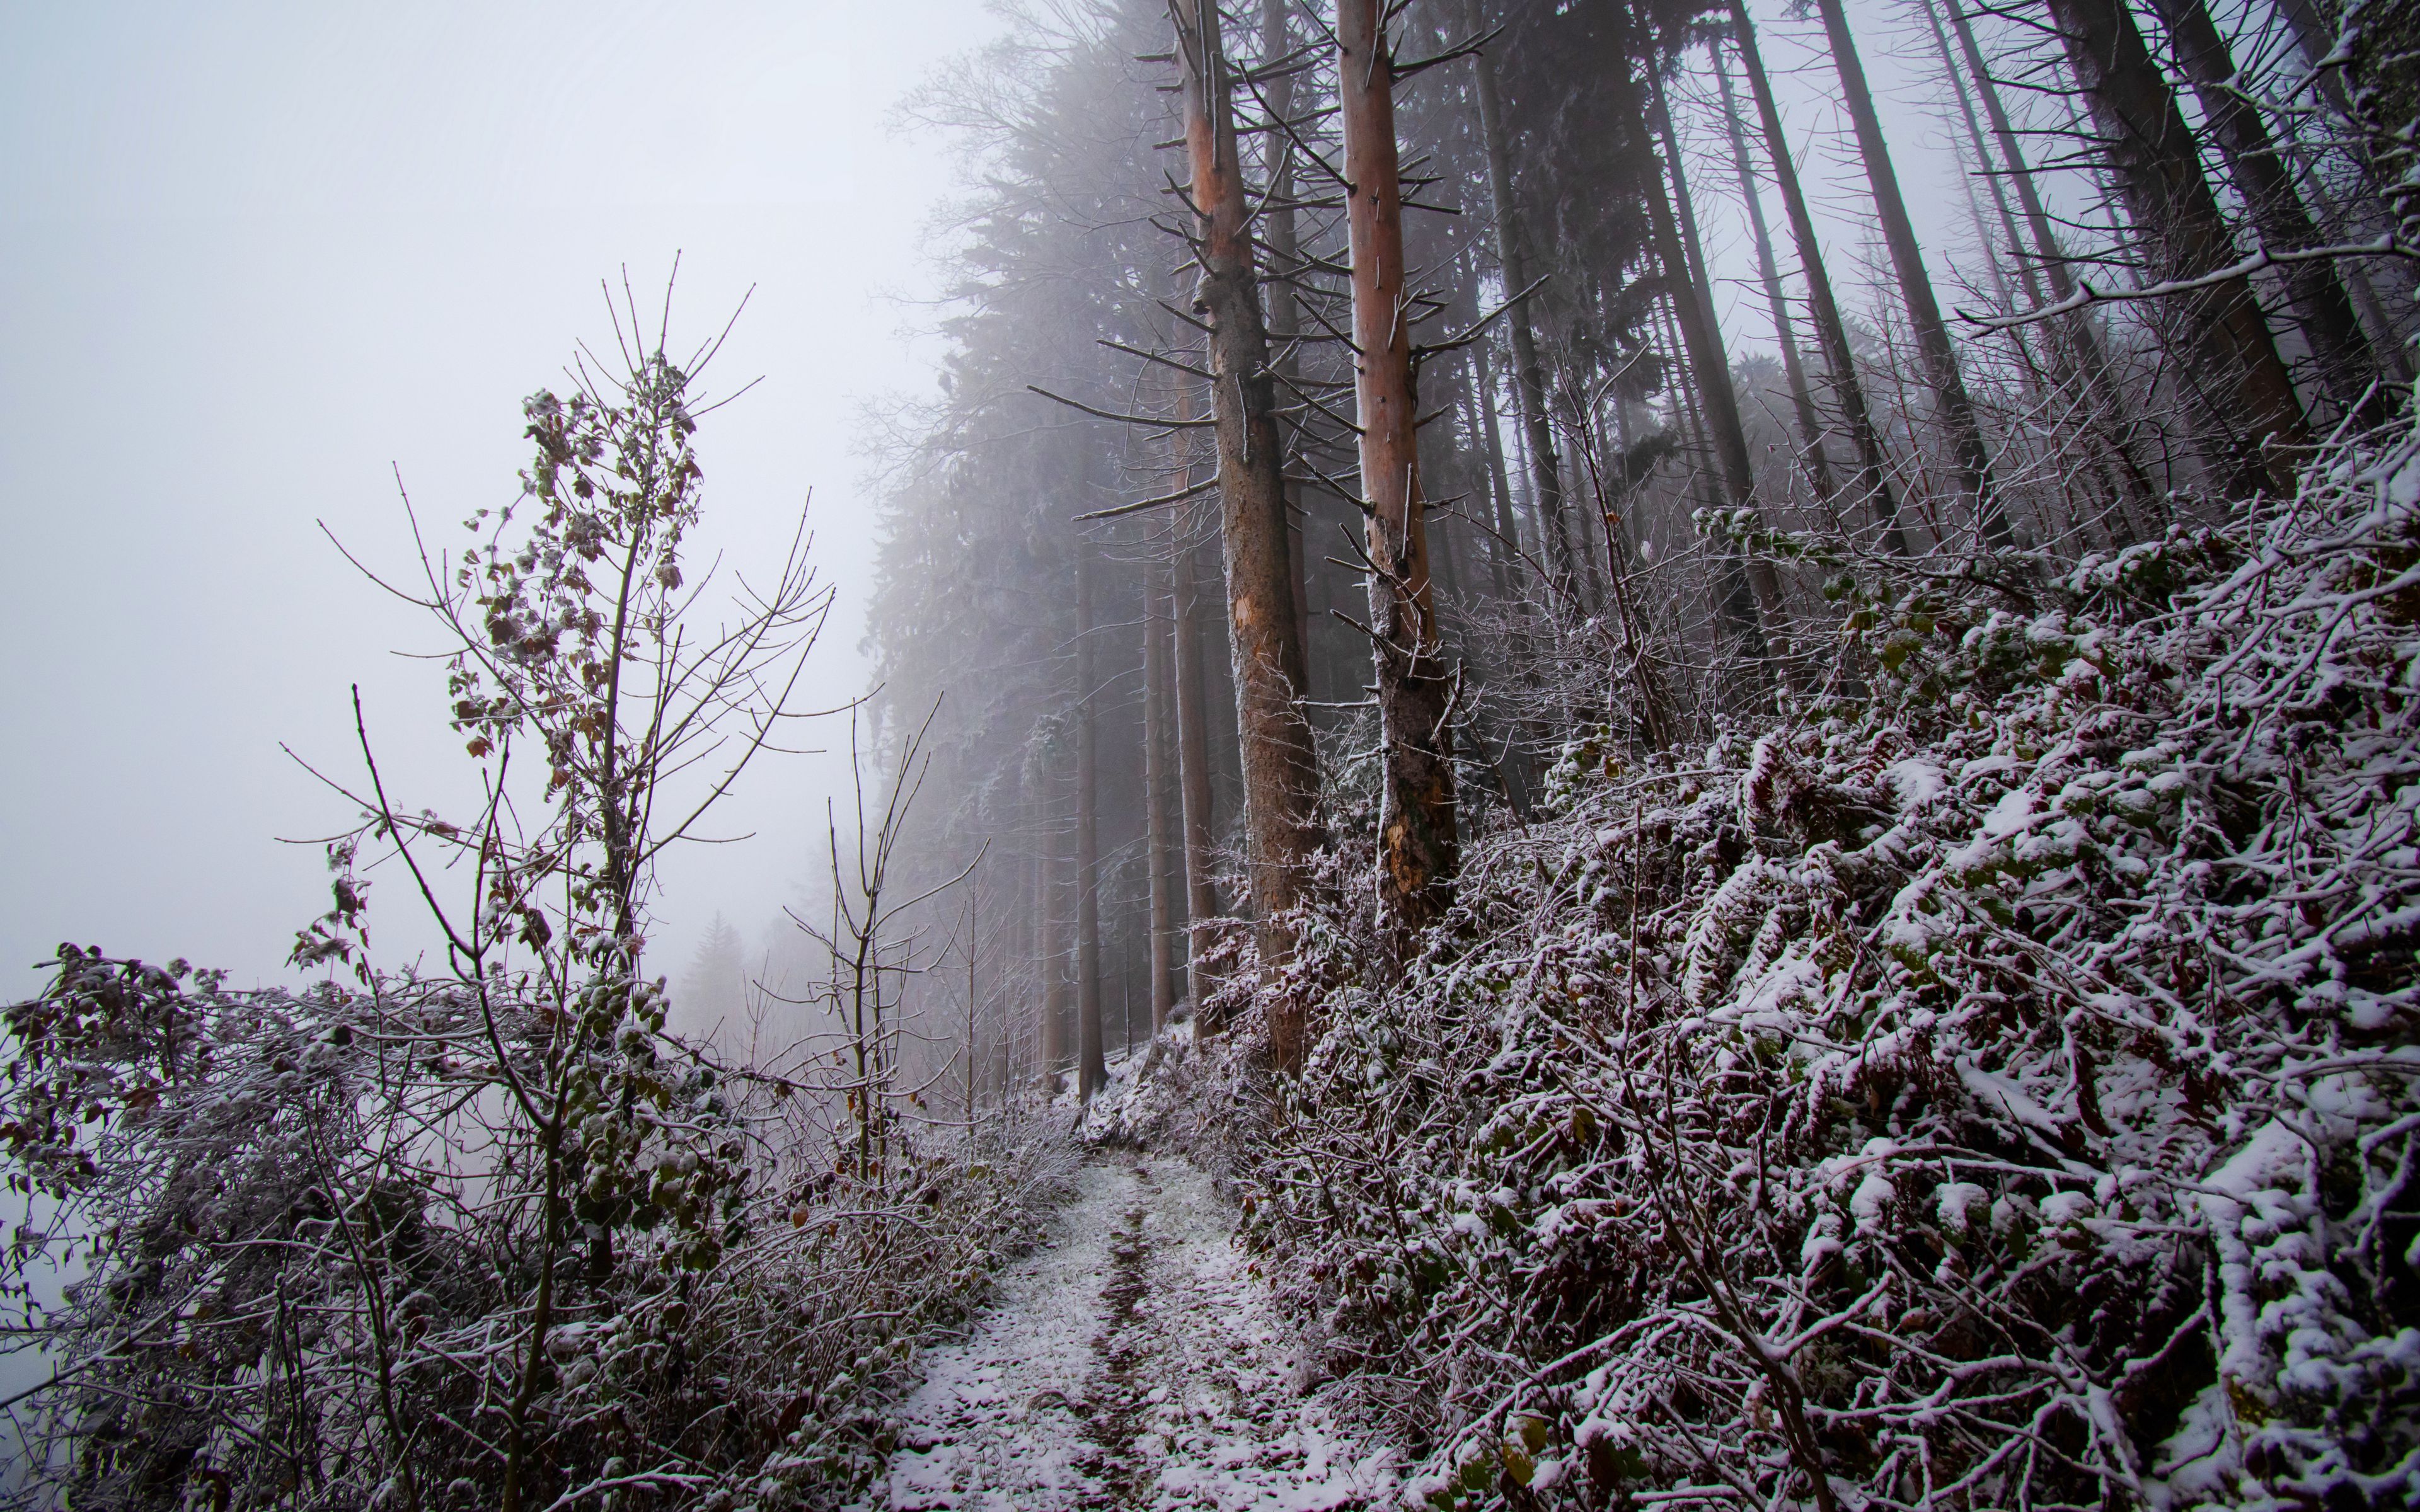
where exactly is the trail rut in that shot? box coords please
[880,1155,1395,1511]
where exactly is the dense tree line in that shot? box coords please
[867,0,2417,1095]
[860,0,2420,1503]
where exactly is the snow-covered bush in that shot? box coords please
[0,953,1069,1509]
[1225,409,2420,1509]
[0,307,1065,1512]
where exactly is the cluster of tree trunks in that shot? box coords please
[981,0,2412,1096]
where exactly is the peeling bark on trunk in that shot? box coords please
[1175,0,1324,1062]
[1727,1,1911,556]
[1339,0,1459,932]
[1810,0,2011,549]
[2044,0,2310,496]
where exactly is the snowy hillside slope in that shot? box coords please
[1178,413,2420,1508]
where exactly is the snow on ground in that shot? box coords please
[880,1152,1398,1511]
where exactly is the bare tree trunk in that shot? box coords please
[1260,0,1317,689]
[1944,0,2162,520]
[1175,0,1324,1060]
[2150,0,2385,423]
[1172,507,1219,1021]
[1041,767,1069,1077]
[1918,0,2031,310]
[1644,57,1788,653]
[1144,544,1177,1038]
[1074,549,1106,1102]
[1711,38,1838,507]
[1809,0,2012,549]
[1340,0,1459,931]
[2271,0,2414,379]
[1727,2,1911,555]
[1465,0,1576,585]
[2044,0,2310,496]
[1468,336,1522,599]
[1659,293,1765,661]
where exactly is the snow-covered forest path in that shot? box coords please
[880,1155,1397,1511]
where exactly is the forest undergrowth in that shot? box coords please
[1126,404,2420,1510]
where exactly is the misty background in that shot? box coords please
[0,0,1981,1010]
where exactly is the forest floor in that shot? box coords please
[875,1150,1399,1511]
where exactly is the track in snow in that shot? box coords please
[883,1155,1397,1511]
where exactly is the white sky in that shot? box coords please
[0,1,1003,997]
[0,0,1995,1000]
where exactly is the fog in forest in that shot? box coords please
[4,0,1986,1012]
[4,0,2417,1505]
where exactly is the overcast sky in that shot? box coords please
[0,0,1993,1001]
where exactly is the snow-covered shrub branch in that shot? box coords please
[0,296,1061,1512]
[1223,407,2420,1509]
[0,954,1068,1510]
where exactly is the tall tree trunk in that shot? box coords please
[1172,508,1220,1021]
[1041,767,1069,1077]
[2148,0,2384,423]
[2046,0,2311,495]
[1711,37,1838,507]
[1144,543,1177,1037]
[1171,372,1222,1022]
[1260,0,1319,690]
[1468,336,1523,598]
[1175,0,1324,1061]
[2272,0,2415,379]
[1659,293,1765,660]
[1918,0,2135,540]
[1465,0,1576,585]
[1944,0,2162,519]
[1917,0,2031,311]
[1809,0,2012,549]
[1075,549,1105,1101]
[1727,1,1911,555]
[1645,56,1789,654]
[1339,0,1459,931]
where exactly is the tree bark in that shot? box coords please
[2271,0,2414,379]
[1658,292,1766,660]
[1943,0,2162,521]
[1144,544,1177,1038]
[1260,0,1317,689]
[1041,760,1069,1077]
[1468,337,1523,600]
[1075,549,1105,1101]
[1644,57,1789,653]
[1918,0,2031,312]
[1465,0,1576,585]
[1711,38,1838,508]
[1172,505,1219,1021]
[2044,0,2310,496]
[2150,0,2383,423]
[1339,0,1459,932]
[1175,0,1324,1060]
[1727,1,1911,556]
[1809,0,2012,549]
[1170,369,1221,1024]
